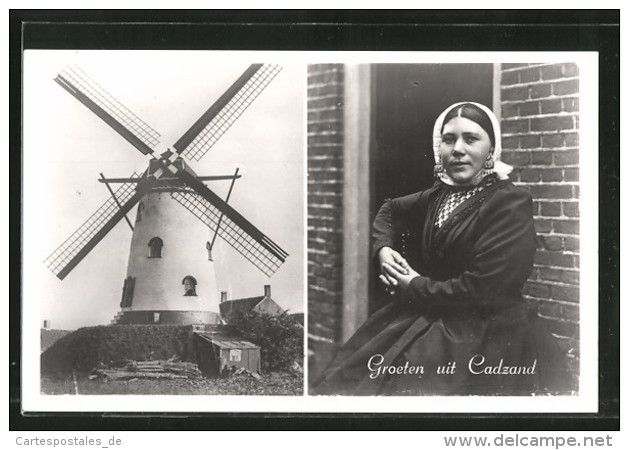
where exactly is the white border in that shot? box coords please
[22,50,598,414]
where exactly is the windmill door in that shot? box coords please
[369,63,494,313]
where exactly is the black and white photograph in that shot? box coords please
[307,58,597,401]
[21,51,599,414]
[11,9,619,443]
[22,51,305,402]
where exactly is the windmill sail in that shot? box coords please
[173,64,282,161]
[170,168,288,276]
[172,189,287,277]
[47,63,289,281]
[55,66,160,156]
[44,173,149,280]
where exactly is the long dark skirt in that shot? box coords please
[312,300,572,396]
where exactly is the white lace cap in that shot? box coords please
[432,102,513,186]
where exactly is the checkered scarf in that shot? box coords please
[435,185,486,228]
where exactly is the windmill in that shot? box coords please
[43,64,289,326]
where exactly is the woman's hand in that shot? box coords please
[381,261,419,295]
[378,247,418,294]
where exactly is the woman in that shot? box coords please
[313,102,568,396]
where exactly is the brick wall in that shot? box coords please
[307,64,345,378]
[500,63,580,378]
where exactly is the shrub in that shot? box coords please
[225,311,303,373]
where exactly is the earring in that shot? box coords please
[434,163,443,176]
[484,154,495,170]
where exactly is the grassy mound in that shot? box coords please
[41,325,195,378]
[41,329,72,352]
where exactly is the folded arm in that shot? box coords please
[374,187,536,310]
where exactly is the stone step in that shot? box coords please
[110,311,124,325]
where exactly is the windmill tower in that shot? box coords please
[44,64,288,326]
[115,158,224,325]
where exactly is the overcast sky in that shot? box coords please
[23,50,304,330]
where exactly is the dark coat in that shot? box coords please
[313,177,569,396]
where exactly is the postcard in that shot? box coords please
[22,50,598,414]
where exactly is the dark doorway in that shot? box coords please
[369,63,494,313]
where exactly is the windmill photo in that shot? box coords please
[25,54,303,332]
[42,63,288,326]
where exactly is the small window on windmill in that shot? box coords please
[148,237,163,258]
[229,349,242,362]
[182,276,197,296]
[136,202,145,223]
